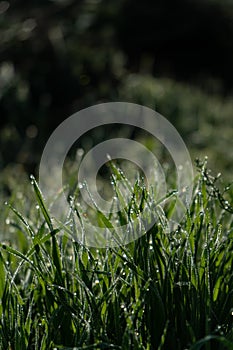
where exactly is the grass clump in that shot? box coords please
[0,160,232,350]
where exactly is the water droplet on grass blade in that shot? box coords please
[76,148,84,157]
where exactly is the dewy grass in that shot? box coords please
[0,160,232,350]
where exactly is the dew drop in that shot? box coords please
[77,148,84,157]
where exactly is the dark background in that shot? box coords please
[0,0,233,173]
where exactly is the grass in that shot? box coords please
[120,75,233,183]
[0,159,232,350]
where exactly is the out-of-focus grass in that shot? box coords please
[120,74,233,183]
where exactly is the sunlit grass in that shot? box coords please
[0,160,232,350]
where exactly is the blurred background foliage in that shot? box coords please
[0,0,233,186]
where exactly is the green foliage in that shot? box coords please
[121,75,233,182]
[0,161,232,349]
